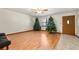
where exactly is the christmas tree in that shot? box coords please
[33,18,41,31]
[46,16,57,33]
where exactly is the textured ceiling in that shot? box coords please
[4,8,78,17]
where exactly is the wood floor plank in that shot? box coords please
[6,31,61,50]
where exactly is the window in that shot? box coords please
[40,18,47,27]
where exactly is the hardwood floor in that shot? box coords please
[6,31,61,50]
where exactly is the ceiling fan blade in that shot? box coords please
[43,9,48,11]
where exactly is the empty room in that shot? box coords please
[0,8,79,50]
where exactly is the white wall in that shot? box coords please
[0,9,34,34]
[77,10,79,36]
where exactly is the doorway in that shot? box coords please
[62,15,75,35]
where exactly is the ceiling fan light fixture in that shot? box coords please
[37,11,42,13]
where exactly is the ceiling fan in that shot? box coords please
[32,8,48,14]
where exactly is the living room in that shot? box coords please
[0,8,79,50]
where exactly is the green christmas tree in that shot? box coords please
[46,16,57,33]
[33,18,41,31]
